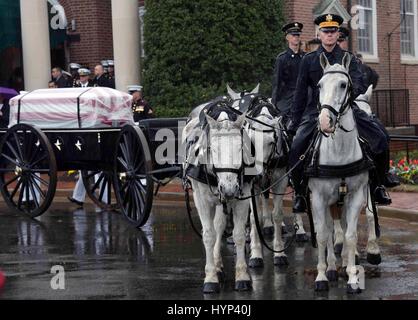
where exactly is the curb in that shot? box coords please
[52,190,418,223]
[153,192,418,223]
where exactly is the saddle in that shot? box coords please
[304,131,375,178]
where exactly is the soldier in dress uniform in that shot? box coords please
[107,60,116,89]
[68,67,100,207]
[101,60,109,77]
[69,63,81,87]
[128,85,154,122]
[51,67,71,88]
[75,68,93,88]
[287,13,394,214]
[272,22,305,126]
[93,64,111,87]
[337,26,350,51]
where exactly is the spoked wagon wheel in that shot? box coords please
[0,124,57,218]
[81,170,119,211]
[113,125,153,228]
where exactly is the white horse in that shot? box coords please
[227,85,311,242]
[332,85,381,265]
[182,106,253,293]
[242,100,289,267]
[309,52,369,294]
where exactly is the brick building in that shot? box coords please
[285,0,418,129]
[0,0,416,130]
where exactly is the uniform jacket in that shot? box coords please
[289,44,366,132]
[272,47,305,113]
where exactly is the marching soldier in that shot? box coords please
[272,22,305,126]
[69,63,81,87]
[287,13,394,215]
[128,85,154,122]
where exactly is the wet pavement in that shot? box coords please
[0,198,417,300]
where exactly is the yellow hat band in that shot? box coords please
[319,21,339,28]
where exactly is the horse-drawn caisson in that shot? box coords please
[0,66,387,295]
[0,87,186,228]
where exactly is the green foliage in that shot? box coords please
[143,0,285,117]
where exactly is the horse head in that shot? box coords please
[205,111,246,201]
[244,99,282,178]
[318,52,353,134]
[227,83,260,110]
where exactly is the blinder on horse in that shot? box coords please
[245,98,288,170]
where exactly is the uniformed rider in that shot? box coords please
[287,13,395,215]
[272,22,305,125]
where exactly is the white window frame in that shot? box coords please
[357,0,379,63]
[401,0,418,64]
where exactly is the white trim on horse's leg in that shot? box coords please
[261,195,273,229]
[214,204,226,273]
[311,192,329,284]
[272,170,288,259]
[366,187,380,256]
[192,181,218,284]
[344,188,364,289]
[249,196,263,261]
[333,219,344,246]
[326,216,337,273]
[295,213,307,235]
[233,186,252,284]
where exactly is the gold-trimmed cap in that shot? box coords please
[315,13,344,29]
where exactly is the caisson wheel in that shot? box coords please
[0,124,57,218]
[113,125,153,228]
[81,170,119,210]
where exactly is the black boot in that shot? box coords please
[371,151,392,205]
[373,186,392,206]
[291,174,307,213]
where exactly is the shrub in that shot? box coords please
[143,0,285,117]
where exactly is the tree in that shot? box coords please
[143,0,285,117]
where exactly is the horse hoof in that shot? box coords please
[326,270,338,282]
[347,284,362,294]
[355,255,360,265]
[217,271,226,283]
[334,243,343,255]
[249,258,264,268]
[274,256,289,266]
[263,226,274,237]
[226,236,234,245]
[296,233,309,243]
[203,282,220,294]
[235,280,252,292]
[314,281,329,292]
[367,253,382,265]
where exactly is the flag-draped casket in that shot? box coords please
[9,87,134,128]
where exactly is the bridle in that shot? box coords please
[318,69,354,135]
[208,127,244,176]
[244,101,286,171]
